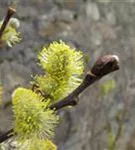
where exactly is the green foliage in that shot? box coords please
[12,87,59,142]
[0,18,21,47]
[100,79,116,95]
[34,40,84,102]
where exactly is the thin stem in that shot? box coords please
[49,73,98,110]
[0,129,13,143]
[0,7,16,40]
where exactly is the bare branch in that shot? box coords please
[50,55,120,110]
[0,129,13,143]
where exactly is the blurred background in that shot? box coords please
[0,0,135,150]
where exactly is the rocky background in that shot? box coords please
[1,0,135,150]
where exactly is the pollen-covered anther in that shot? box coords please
[12,87,59,141]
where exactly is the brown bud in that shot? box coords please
[91,55,120,77]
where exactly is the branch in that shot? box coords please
[50,55,120,110]
[0,129,13,143]
[0,55,119,143]
[0,7,16,46]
